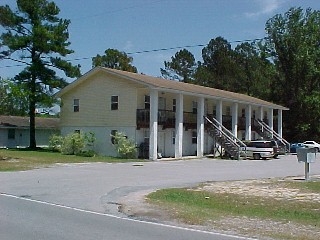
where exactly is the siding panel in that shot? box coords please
[60,72,139,127]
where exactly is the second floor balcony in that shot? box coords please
[136,109,277,131]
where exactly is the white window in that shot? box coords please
[111,95,119,110]
[192,101,197,114]
[144,130,149,144]
[144,95,150,109]
[192,131,197,144]
[172,99,176,112]
[73,99,79,112]
[241,108,245,117]
[226,106,231,116]
[158,97,166,110]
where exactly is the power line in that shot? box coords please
[126,37,266,55]
[0,37,267,69]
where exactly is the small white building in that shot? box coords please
[56,67,288,160]
[0,115,59,148]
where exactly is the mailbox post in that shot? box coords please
[296,147,316,181]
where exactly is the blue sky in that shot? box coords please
[1,0,320,80]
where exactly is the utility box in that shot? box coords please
[297,147,316,163]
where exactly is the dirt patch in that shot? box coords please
[119,176,320,240]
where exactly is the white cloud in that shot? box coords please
[245,0,284,18]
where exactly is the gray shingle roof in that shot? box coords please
[0,115,59,129]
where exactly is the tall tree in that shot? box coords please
[0,78,29,115]
[160,49,197,83]
[199,37,240,91]
[92,48,137,73]
[265,7,320,141]
[0,0,81,148]
[234,41,275,100]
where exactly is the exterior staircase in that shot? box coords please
[253,119,290,153]
[205,116,247,160]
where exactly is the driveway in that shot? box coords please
[1,154,320,216]
[1,154,320,240]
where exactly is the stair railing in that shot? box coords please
[255,119,290,153]
[205,116,247,159]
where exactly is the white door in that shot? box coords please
[158,97,166,110]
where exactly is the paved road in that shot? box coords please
[1,154,320,239]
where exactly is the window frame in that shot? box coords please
[192,101,197,114]
[73,99,80,112]
[226,106,231,116]
[172,99,176,112]
[192,131,197,144]
[144,95,150,109]
[111,130,118,144]
[8,129,15,139]
[111,95,119,110]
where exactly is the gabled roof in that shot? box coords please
[57,67,288,110]
[0,115,59,129]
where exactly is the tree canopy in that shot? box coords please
[0,78,28,116]
[0,0,81,148]
[92,48,137,73]
[161,7,320,142]
[265,7,320,141]
[161,49,197,83]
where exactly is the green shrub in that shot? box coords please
[61,132,85,155]
[76,150,96,157]
[113,132,137,159]
[48,134,64,152]
[84,132,96,148]
[49,132,96,157]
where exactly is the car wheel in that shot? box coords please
[316,147,319,152]
[253,153,260,160]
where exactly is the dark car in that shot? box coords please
[290,143,304,153]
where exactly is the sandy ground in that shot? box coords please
[119,175,320,240]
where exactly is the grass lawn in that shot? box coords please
[0,148,142,171]
[147,179,320,240]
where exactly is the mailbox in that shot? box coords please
[297,147,316,163]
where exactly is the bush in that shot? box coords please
[113,132,137,159]
[48,134,64,152]
[61,132,85,155]
[49,132,96,157]
[76,150,95,157]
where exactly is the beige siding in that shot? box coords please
[60,72,140,127]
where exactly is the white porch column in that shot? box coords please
[216,100,223,124]
[175,94,183,158]
[278,109,283,138]
[268,108,274,131]
[258,106,263,121]
[245,105,252,140]
[197,97,205,157]
[232,102,238,138]
[149,89,158,160]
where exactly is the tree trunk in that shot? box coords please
[29,74,37,149]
